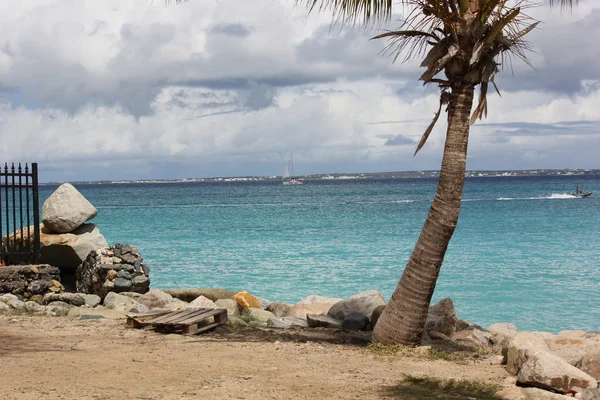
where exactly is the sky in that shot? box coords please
[0,0,599,182]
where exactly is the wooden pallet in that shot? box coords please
[126,308,228,335]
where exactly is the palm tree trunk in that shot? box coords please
[372,83,475,346]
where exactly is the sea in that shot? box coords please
[38,174,600,333]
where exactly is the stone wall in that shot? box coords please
[76,244,150,298]
[0,264,63,302]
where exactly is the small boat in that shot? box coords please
[569,192,592,198]
[282,156,303,185]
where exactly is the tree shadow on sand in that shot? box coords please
[381,375,503,400]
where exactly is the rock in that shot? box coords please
[456,318,480,331]
[39,223,108,270]
[267,318,293,329]
[580,352,600,380]
[342,312,370,331]
[103,292,148,313]
[484,355,505,365]
[266,302,293,317]
[504,332,553,375]
[113,278,132,291]
[59,292,86,307]
[46,300,73,309]
[30,294,43,304]
[0,302,9,312]
[0,294,25,309]
[429,331,451,341]
[424,298,456,337]
[45,304,69,316]
[23,301,45,314]
[227,316,248,328]
[516,349,597,393]
[306,314,343,329]
[369,304,386,329]
[451,329,493,348]
[83,294,101,308]
[288,303,334,319]
[233,291,261,310]
[215,299,240,316]
[281,317,308,328]
[298,295,343,305]
[27,280,49,294]
[244,308,275,324]
[42,183,97,233]
[131,276,150,292]
[164,288,236,302]
[327,290,386,321]
[497,386,574,400]
[255,296,271,309]
[582,388,600,400]
[137,290,174,309]
[0,265,61,298]
[548,330,594,368]
[106,270,117,280]
[118,292,143,300]
[184,295,218,310]
[80,314,106,321]
[487,322,518,343]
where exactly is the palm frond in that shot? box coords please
[299,0,394,25]
[414,91,450,156]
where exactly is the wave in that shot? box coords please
[391,200,415,203]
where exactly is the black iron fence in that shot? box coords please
[0,162,40,265]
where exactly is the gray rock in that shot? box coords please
[116,270,132,280]
[83,294,101,308]
[429,331,451,341]
[306,314,343,329]
[113,278,132,291]
[451,328,493,348]
[297,295,342,305]
[42,183,97,233]
[266,302,293,317]
[282,317,308,328]
[369,304,385,329]
[424,298,457,337]
[163,288,236,302]
[24,301,45,314]
[0,294,25,309]
[46,300,73,309]
[327,290,386,321]
[120,253,137,264]
[39,223,108,270]
[288,303,333,319]
[255,296,271,309]
[138,290,175,309]
[0,302,10,312]
[267,317,293,329]
[103,292,148,312]
[215,299,240,316]
[59,293,86,307]
[27,280,49,294]
[342,312,370,331]
[244,308,275,324]
[183,295,218,310]
[121,245,133,254]
[487,322,518,343]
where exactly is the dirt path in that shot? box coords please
[0,313,508,400]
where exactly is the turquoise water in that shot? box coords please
[39,175,600,332]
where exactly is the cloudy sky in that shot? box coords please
[0,0,599,182]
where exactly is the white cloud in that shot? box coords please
[0,0,599,181]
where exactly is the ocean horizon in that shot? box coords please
[38,173,600,333]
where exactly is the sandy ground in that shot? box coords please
[0,311,509,400]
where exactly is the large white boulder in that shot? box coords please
[103,292,148,313]
[138,289,186,310]
[183,295,218,310]
[42,183,97,233]
[516,349,597,393]
[327,290,386,321]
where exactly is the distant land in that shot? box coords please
[40,168,600,185]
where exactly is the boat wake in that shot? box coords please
[462,193,578,202]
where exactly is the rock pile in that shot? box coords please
[77,244,150,298]
[0,264,63,301]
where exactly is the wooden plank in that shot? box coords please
[148,309,202,324]
[127,309,170,319]
[166,309,224,326]
[183,320,225,335]
[161,309,215,326]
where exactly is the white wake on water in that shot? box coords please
[463,193,578,202]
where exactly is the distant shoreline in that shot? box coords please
[40,168,600,185]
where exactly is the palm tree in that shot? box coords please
[171,0,573,345]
